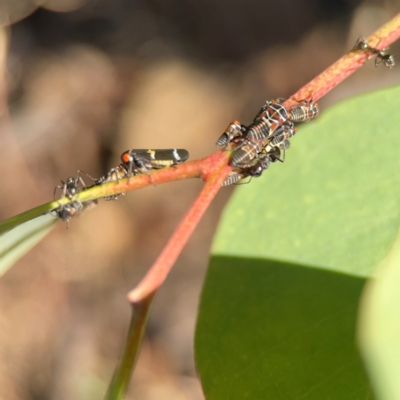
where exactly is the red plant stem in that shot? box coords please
[8,14,400,232]
[286,12,400,106]
[78,157,205,203]
[126,12,400,304]
[102,13,400,399]
[127,152,231,303]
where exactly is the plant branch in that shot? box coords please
[126,11,400,306]
[127,152,231,303]
[102,13,400,399]
[104,295,155,400]
[286,12,400,106]
[0,153,227,234]
[2,14,400,399]
[104,153,231,400]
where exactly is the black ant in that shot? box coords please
[352,37,396,69]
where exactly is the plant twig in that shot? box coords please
[104,295,155,400]
[104,153,231,400]
[103,12,400,400]
[127,152,231,303]
[127,10,400,307]
[286,12,400,106]
[0,154,222,234]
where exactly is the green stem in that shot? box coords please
[105,293,155,400]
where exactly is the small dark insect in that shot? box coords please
[54,174,86,200]
[352,37,396,69]
[375,52,396,69]
[53,173,89,227]
[353,37,372,52]
[223,131,292,186]
[216,120,247,148]
[230,121,296,168]
[216,96,317,172]
[56,200,84,229]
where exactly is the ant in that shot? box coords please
[353,37,396,69]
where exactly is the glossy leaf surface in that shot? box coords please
[196,85,400,399]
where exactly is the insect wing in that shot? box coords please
[130,149,190,169]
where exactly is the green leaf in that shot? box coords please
[0,201,60,235]
[358,231,400,400]
[196,85,400,399]
[197,256,370,400]
[0,214,56,276]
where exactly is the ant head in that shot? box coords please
[384,54,396,69]
[251,165,264,177]
[375,53,397,69]
[66,177,77,187]
[353,37,369,51]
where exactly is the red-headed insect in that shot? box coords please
[85,148,190,199]
[120,149,190,177]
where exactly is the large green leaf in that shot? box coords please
[196,85,400,399]
[358,230,400,400]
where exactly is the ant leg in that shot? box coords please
[110,168,121,182]
[53,181,66,200]
[75,172,87,190]
[235,176,252,185]
[78,169,98,183]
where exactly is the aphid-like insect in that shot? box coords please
[288,98,319,122]
[216,120,247,148]
[215,100,290,150]
[216,96,317,170]
[223,158,270,186]
[245,100,290,143]
[245,97,318,142]
[223,131,292,186]
[230,121,296,168]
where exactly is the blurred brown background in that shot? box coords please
[0,0,400,399]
